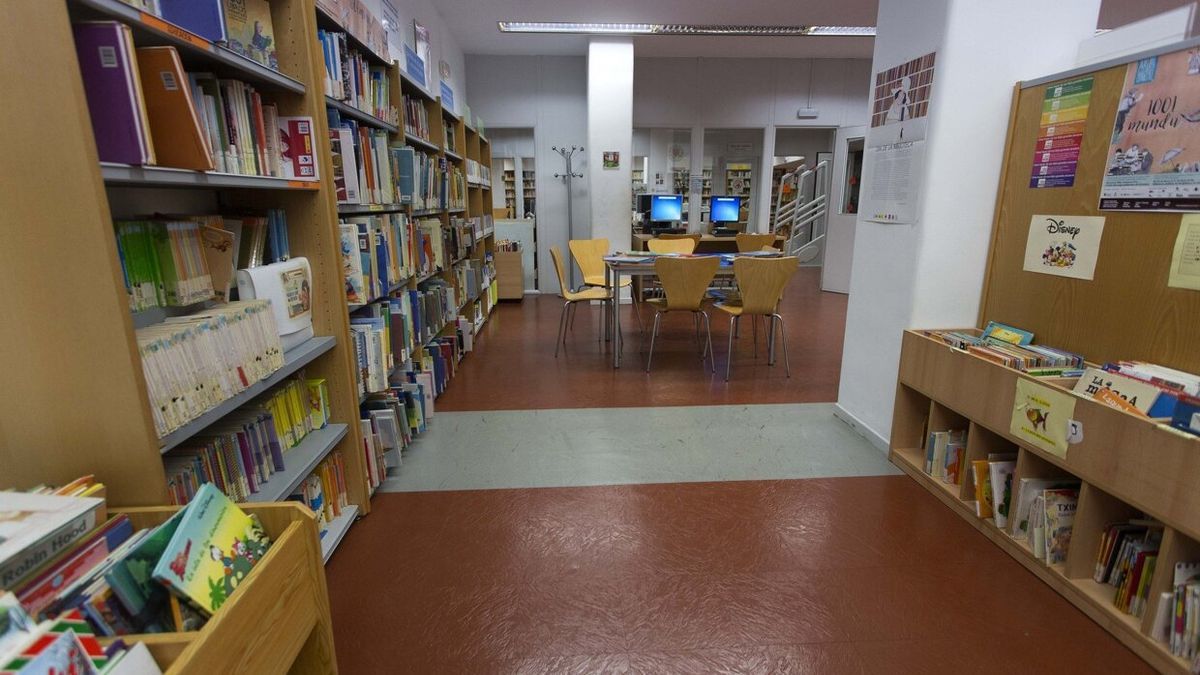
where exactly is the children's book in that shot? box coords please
[1042,487,1079,564]
[982,321,1034,345]
[988,460,1017,529]
[1012,477,1079,539]
[222,0,278,70]
[971,460,992,519]
[105,509,187,632]
[150,484,272,615]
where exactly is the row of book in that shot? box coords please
[1095,520,1163,618]
[466,158,491,186]
[115,210,289,312]
[340,214,414,305]
[73,25,316,178]
[496,239,523,252]
[163,375,331,506]
[443,119,458,154]
[315,0,391,64]
[1072,362,1200,437]
[923,325,1084,374]
[292,451,350,530]
[136,301,284,437]
[447,166,467,211]
[318,30,399,125]
[1,479,272,638]
[403,96,432,141]
[118,0,280,71]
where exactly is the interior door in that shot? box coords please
[821,125,866,294]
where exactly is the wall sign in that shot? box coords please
[440,81,454,114]
[870,51,936,147]
[726,142,753,155]
[1022,214,1106,280]
[1169,214,1200,290]
[1011,378,1076,459]
[403,45,425,88]
[602,151,619,169]
[1030,76,1093,188]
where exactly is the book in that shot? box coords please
[151,483,272,614]
[278,117,319,181]
[159,0,227,42]
[1073,367,1173,417]
[104,509,186,632]
[198,224,236,302]
[1042,487,1079,564]
[1012,477,1079,539]
[135,47,214,171]
[222,0,278,70]
[981,321,1034,345]
[72,22,155,165]
[971,460,992,519]
[0,493,105,591]
[12,515,133,618]
[987,460,1016,529]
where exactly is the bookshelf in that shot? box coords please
[116,502,337,673]
[725,163,753,226]
[890,44,1200,675]
[1,0,371,565]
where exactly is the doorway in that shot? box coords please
[489,128,538,292]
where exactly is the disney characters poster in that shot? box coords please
[1022,214,1106,280]
[1100,47,1200,210]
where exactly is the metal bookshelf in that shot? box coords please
[244,423,349,503]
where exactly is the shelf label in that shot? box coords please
[288,180,320,190]
[140,14,210,50]
[404,45,426,88]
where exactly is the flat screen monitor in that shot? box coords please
[649,194,683,222]
[711,196,742,223]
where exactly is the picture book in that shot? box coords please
[988,460,1016,529]
[14,515,133,618]
[1013,477,1079,539]
[105,509,186,632]
[0,493,105,591]
[222,0,278,70]
[1072,366,1173,417]
[0,593,36,661]
[1042,488,1079,564]
[982,321,1034,345]
[151,484,272,615]
[971,460,993,519]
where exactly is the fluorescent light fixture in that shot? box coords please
[496,22,876,37]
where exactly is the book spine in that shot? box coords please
[0,508,100,589]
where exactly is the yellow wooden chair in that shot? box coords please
[569,238,643,331]
[645,256,720,373]
[549,246,611,358]
[658,232,702,244]
[714,256,799,381]
[646,238,697,254]
[735,233,777,252]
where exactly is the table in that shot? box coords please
[632,233,785,254]
[603,254,741,369]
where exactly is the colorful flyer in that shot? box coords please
[1099,47,1200,210]
[1022,214,1106,280]
[1168,214,1200,290]
[1030,77,1093,189]
[1011,378,1077,458]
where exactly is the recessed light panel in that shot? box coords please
[496,22,876,37]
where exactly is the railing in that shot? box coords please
[774,161,830,264]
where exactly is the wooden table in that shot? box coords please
[631,233,785,254]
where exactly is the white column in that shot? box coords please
[587,38,634,253]
[757,125,777,233]
[835,0,1102,449]
[688,126,704,232]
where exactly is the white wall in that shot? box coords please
[465,55,590,292]
[587,39,635,264]
[774,128,836,165]
[836,0,1102,449]
[364,0,466,111]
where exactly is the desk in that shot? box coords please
[632,233,784,254]
[604,255,740,369]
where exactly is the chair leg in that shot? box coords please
[631,290,646,333]
[752,315,758,358]
[646,312,662,373]
[701,311,715,373]
[775,313,791,377]
[569,301,577,331]
[725,314,736,381]
[555,301,569,358]
[767,315,777,366]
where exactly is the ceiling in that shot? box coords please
[433,0,1196,59]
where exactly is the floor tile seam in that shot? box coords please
[423,400,841,417]
[375,473,904,495]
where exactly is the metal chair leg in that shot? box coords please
[646,311,662,373]
[555,301,569,358]
[569,301,577,330]
[701,311,715,373]
[725,314,736,381]
[775,313,791,377]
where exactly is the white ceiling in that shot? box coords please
[433,0,1196,59]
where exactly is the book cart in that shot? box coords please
[890,41,1200,674]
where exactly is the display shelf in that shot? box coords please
[326,96,399,133]
[444,148,463,162]
[398,66,437,101]
[405,133,440,152]
[314,3,389,67]
[337,202,406,215]
[101,163,321,190]
[158,337,337,454]
[348,275,412,311]
[68,0,306,94]
[244,423,349,504]
[321,504,359,563]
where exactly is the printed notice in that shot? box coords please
[1030,76,1093,188]
[863,140,924,224]
[1169,214,1200,290]
[1022,214,1106,280]
[1011,378,1077,459]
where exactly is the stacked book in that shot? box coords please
[136,301,284,438]
[1009,478,1081,563]
[924,322,1085,374]
[115,219,214,311]
[292,451,350,530]
[923,428,966,484]
[1094,521,1163,618]
[338,213,415,305]
[319,31,399,125]
[447,166,467,210]
[1158,562,1200,662]
[328,110,399,205]
[403,96,431,140]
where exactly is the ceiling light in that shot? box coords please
[496,22,876,37]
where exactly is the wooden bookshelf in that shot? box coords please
[115,502,337,673]
[1,0,371,559]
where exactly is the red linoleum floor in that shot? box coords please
[434,268,847,412]
[327,478,1151,674]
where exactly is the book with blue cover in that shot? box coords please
[159,0,227,43]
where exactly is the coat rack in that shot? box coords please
[553,145,584,289]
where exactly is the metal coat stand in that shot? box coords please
[553,145,584,289]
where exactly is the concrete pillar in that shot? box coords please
[587,38,634,253]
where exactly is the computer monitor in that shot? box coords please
[710,196,742,224]
[649,194,683,222]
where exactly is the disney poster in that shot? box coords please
[1100,47,1200,210]
[1022,214,1106,280]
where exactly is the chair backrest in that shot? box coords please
[735,233,777,252]
[549,246,571,297]
[658,232,701,242]
[733,256,799,315]
[655,256,720,311]
[568,238,608,281]
[647,238,697,254]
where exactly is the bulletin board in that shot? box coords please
[978,43,1200,375]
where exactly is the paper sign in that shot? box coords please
[1022,214,1106,280]
[1029,76,1093,189]
[1168,214,1200,290]
[869,51,936,147]
[863,140,924,224]
[1011,378,1077,458]
[440,82,455,114]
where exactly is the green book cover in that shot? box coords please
[105,508,187,632]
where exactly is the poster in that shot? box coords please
[602,151,619,169]
[1169,214,1200,290]
[862,140,924,224]
[1030,76,1093,188]
[1099,47,1200,211]
[1022,214,1106,280]
[1011,378,1077,458]
[869,52,936,147]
